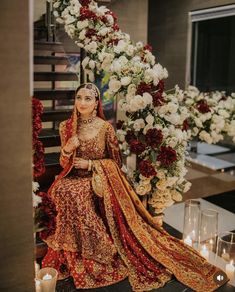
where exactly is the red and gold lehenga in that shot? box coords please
[42,107,228,291]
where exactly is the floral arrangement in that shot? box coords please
[181,86,235,144]
[52,0,193,216]
[32,98,56,235]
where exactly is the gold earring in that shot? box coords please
[92,105,97,118]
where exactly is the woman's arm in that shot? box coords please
[105,122,122,168]
[59,121,72,168]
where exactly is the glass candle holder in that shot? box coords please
[215,232,235,284]
[183,199,201,248]
[36,267,58,292]
[199,209,218,254]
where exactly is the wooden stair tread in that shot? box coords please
[34,72,78,81]
[45,152,60,166]
[39,129,60,147]
[34,55,70,65]
[34,88,75,100]
[34,41,64,52]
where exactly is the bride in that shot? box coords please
[42,82,227,291]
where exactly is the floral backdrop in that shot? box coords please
[44,0,235,217]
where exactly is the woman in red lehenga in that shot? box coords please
[42,83,228,291]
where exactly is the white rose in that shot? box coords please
[156,179,168,190]
[127,84,136,96]
[109,79,122,93]
[183,181,192,192]
[98,27,110,36]
[110,59,122,73]
[117,129,126,142]
[126,45,135,56]
[167,102,178,114]
[143,92,153,106]
[121,76,131,86]
[133,119,145,131]
[106,14,114,25]
[32,181,40,192]
[136,41,143,49]
[114,40,127,54]
[79,29,86,40]
[85,41,98,54]
[86,70,95,82]
[89,60,95,70]
[119,55,128,65]
[136,183,151,196]
[199,130,213,144]
[77,20,89,30]
[153,63,168,79]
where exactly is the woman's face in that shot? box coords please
[75,87,98,117]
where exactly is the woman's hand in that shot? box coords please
[73,157,89,169]
[64,136,80,153]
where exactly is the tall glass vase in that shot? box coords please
[199,209,218,254]
[183,199,201,248]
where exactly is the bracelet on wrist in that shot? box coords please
[61,148,73,158]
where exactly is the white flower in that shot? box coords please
[98,27,110,36]
[79,29,86,40]
[127,84,136,96]
[77,20,89,30]
[85,41,98,54]
[114,40,127,54]
[183,181,192,192]
[133,119,145,131]
[117,129,126,142]
[136,183,151,196]
[156,179,168,190]
[121,76,131,86]
[142,92,152,106]
[82,56,90,68]
[145,114,154,125]
[126,45,135,56]
[89,60,95,70]
[199,130,213,144]
[32,181,40,193]
[136,41,144,49]
[86,70,95,82]
[106,14,114,25]
[109,79,122,93]
[171,190,183,202]
[32,193,42,208]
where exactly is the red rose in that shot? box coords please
[139,160,156,178]
[152,91,165,107]
[136,82,152,95]
[196,100,210,113]
[80,7,97,21]
[79,0,91,7]
[85,28,97,38]
[112,23,120,31]
[145,128,163,148]
[125,130,136,143]
[130,140,146,155]
[116,120,124,130]
[182,119,190,131]
[143,44,153,52]
[157,146,177,167]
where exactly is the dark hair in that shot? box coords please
[75,83,100,100]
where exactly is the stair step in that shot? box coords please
[38,152,61,188]
[34,41,65,52]
[34,89,75,100]
[39,129,60,147]
[34,72,78,81]
[34,55,70,65]
[42,107,72,122]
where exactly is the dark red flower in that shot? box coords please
[125,130,136,143]
[116,120,124,130]
[182,119,190,131]
[157,146,177,167]
[130,140,146,155]
[138,160,156,178]
[143,44,153,52]
[152,91,165,107]
[156,80,164,92]
[38,192,57,240]
[136,82,152,95]
[196,100,211,113]
[145,128,163,148]
[79,0,91,6]
[85,28,97,38]
[112,23,120,31]
[107,38,120,46]
[105,11,118,22]
[80,7,97,21]
[100,15,108,24]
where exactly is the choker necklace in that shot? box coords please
[80,116,95,124]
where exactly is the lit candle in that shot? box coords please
[225,260,235,281]
[42,273,52,281]
[222,248,230,262]
[209,239,214,251]
[184,235,192,247]
[200,245,209,260]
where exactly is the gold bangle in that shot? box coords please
[88,159,92,171]
[61,148,73,158]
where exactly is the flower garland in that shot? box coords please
[52,0,191,215]
[181,86,235,144]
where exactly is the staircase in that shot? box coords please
[34,41,79,190]
[34,40,80,259]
